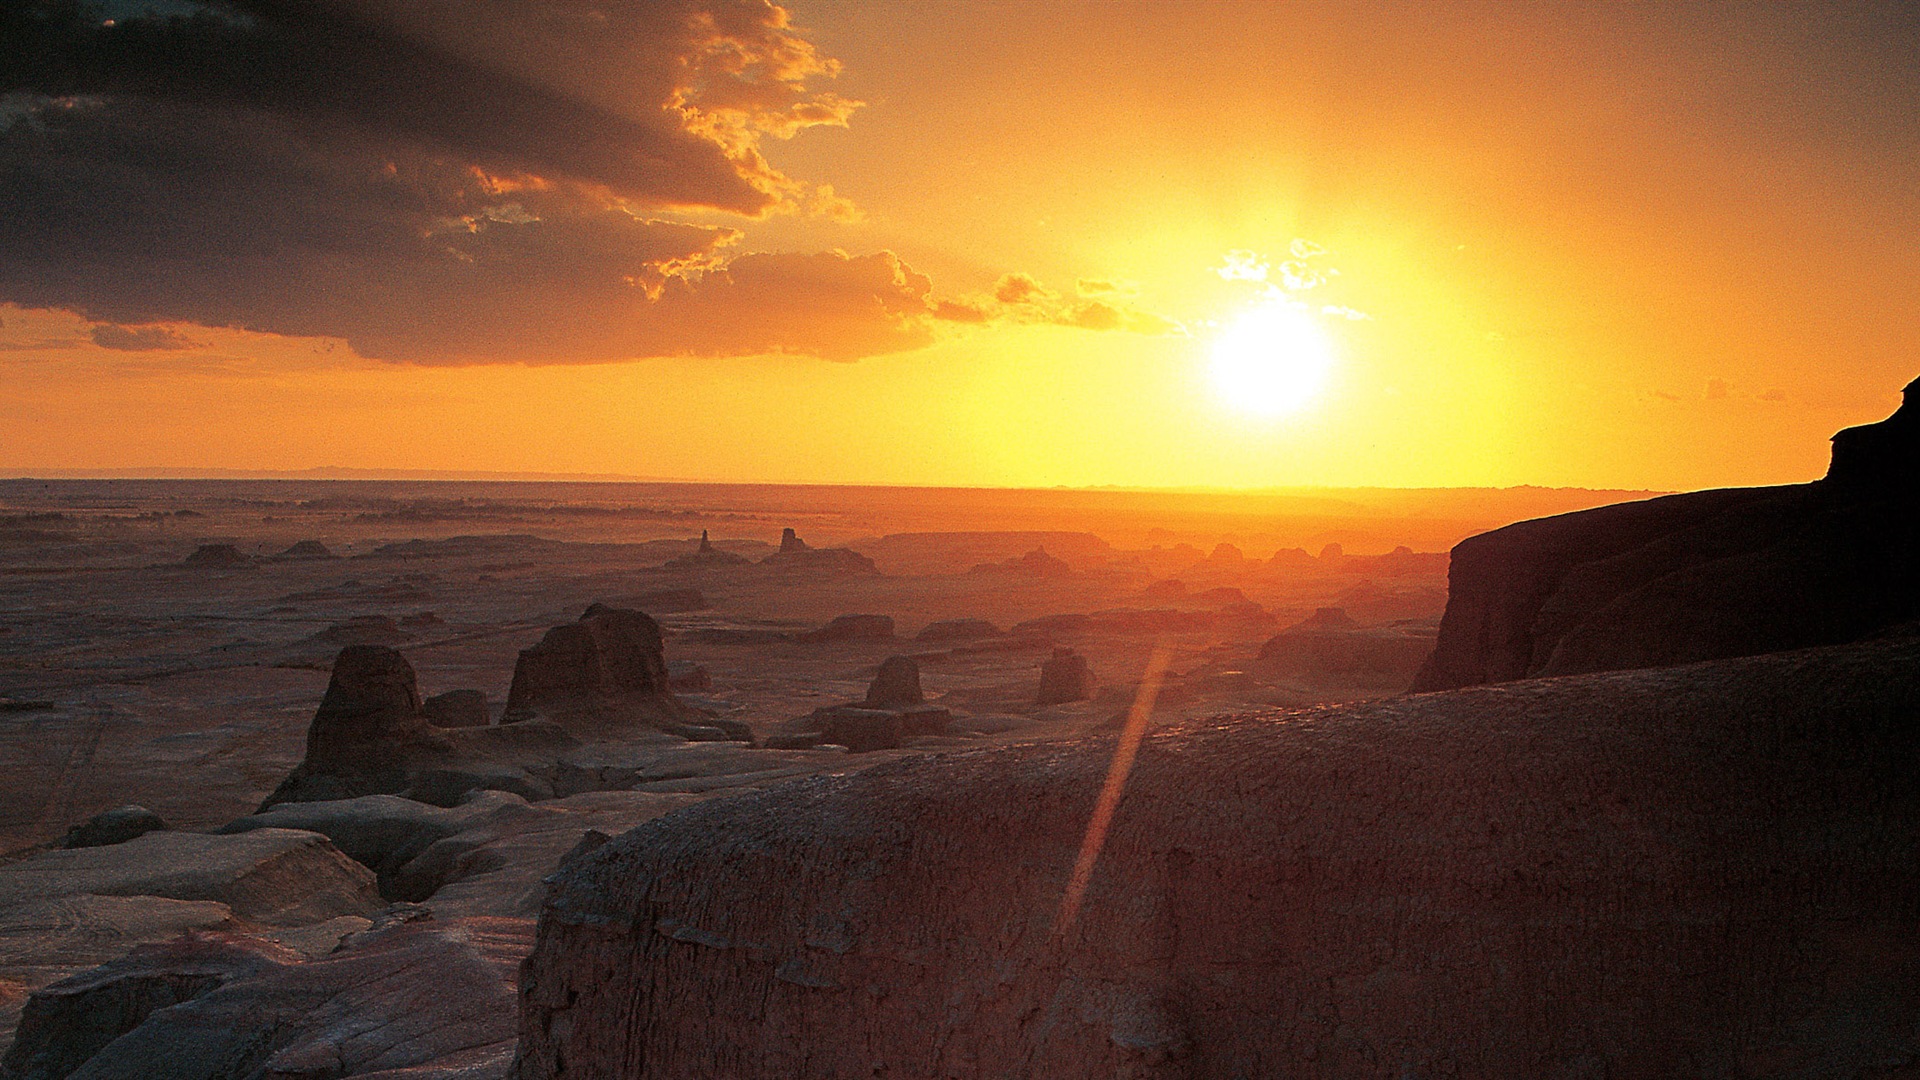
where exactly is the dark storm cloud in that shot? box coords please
[0,0,935,363]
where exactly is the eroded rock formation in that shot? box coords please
[1253,608,1437,689]
[761,529,881,574]
[514,633,1920,1079]
[1415,375,1920,690]
[862,656,924,709]
[501,605,727,739]
[1035,646,1094,705]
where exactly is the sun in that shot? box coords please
[1208,302,1336,416]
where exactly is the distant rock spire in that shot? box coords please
[698,530,715,553]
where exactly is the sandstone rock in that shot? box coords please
[62,806,167,849]
[423,689,490,728]
[500,606,701,738]
[262,646,577,810]
[761,733,824,751]
[1,933,296,1080]
[277,539,335,560]
[1035,647,1094,705]
[760,532,880,574]
[812,707,904,753]
[516,635,1920,1079]
[897,704,952,737]
[913,618,1001,642]
[797,614,895,643]
[0,828,380,927]
[862,656,924,708]
[181,543,249,568]
[218,792,524,896]
[20,916,531,1080]
[1253,610,1436,688]
[1415,375,1920,690]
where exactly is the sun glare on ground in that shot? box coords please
[1208,302,1337,417]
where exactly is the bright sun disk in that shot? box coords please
[1208,302,1335,416]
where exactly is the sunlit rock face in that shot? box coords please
[1415,374,1920,691]
[513,634,1920,1078]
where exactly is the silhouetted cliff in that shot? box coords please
[1414,376,1920,690]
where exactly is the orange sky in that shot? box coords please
[2,1,1915,490]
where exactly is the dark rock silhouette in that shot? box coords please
[663,530,751,570]
[501,605,726,739]
[514,633,1920,1079]
[62,806,167,849]
[422,688,489,728]
[1035,647,1094,705]
[797,613,895,643]
[1415,375,1920,690]
[813,707,904,753]
[259,645,577,809]
[761,529,880,574]
[275,539,335,560]
[914,618,1002,642]
[182,543,249,568]
[862,656,924,709]
[969,546,1072,577]
[1253,608,1437,687]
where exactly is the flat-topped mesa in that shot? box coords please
[1414,371,1920,691]
[501,605,716,737]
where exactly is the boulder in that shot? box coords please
[181,543,249,568]
[0,828,380,927]
[422,689,490,729]
[1,933,297,1080]
[862,656,924,709]
[1415,375,1920,690]
[1035,647,1094,705]
[812,708,904,753]
[62,806,167,849]
[913,618,1002,642]
[797,614,895,643]
[515,634,1920,1079]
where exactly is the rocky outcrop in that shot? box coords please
[663,531,751,570]
[968,546,1073,577]
[1253,608,1437,689]
[61,806,167,849]
[501,605,723,739]
[1414,375,1920,690]
[261,645,578,809]
[276,539,335,560]
[513,633,1920,1079]
[760,530,881,574]
[796,613,895,643]
[181,543,249,568]
[1035,647,1094,704]
[10,915,530,1080]
[862,656,924,709]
